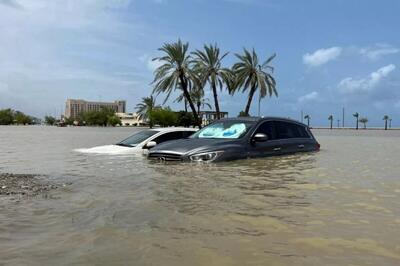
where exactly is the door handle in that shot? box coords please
[298,144,305,149]
[273,147,281,151]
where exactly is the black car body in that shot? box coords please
[148,117,320,162]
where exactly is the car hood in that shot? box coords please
[150,138,240,155]
[74,144,139,154]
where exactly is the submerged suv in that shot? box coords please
[148,117,320,162]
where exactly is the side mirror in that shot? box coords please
[252,133,268,142]
[144,141,157,149]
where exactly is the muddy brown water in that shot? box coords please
[0,126,399,265]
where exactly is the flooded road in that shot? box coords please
[1,126,399,265]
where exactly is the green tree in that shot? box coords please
[304,114,311,127]
[359,117,368,129]
[14,111,32,125]
[81,108,115,126]
[353,112,359,130]
[135,96,158,128]
[107,115,121,127]
[152,40,201,127]
[192,44,232,119]
[150,108,178,127]
[176,111,196,127]
[232,48,277,116]
[0,109,14,125]
[45,115,56,126]
[328,115,333,129]
[383,115,389,130]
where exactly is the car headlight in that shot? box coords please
[189,151,223,162]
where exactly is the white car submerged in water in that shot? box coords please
[75,127,197,155]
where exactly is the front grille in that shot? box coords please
[148,152,182,161]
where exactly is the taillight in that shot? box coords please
[316,143,321,150]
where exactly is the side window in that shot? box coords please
[182,131,194,138]
[297,125,311,138]
[152,131,184,144]
[275,122,310,139]
[255,121,275,140]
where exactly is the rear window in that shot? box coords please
[274,121,310,139]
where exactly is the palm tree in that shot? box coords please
[359,117,368,129]
[328,115,333,129]
[383,115,389,130]
[175,86,211,115]
[232,48,277,116]
[152,40,201,127]
[135,96,158,128]
[389,118,392,129]
[304,115,310,127]
[353,112,359,130]
[192,44,232,120]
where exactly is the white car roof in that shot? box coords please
[151,127,197,133]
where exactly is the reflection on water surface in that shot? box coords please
[0,126,399,265]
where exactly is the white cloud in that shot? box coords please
[298,91,320,102]
[303,47,342,67]
[139,54,163,72]
[360,44,400,60]
[338,64,396,94]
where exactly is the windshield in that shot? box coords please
[117,130,158,147]
[191,121,255,139]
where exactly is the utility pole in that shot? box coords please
[301,110,304,123]
[342,107,345,128]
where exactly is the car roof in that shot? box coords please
[219,117,308,127]
[151,127,198,133]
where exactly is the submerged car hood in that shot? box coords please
[74,144,138,154]
[150,138,239,155]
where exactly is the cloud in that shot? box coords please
[303,47,342,67]
[338,64,396,94]
[139,54,163,72]
[0,0,23,9]
[298,91,320,103]
[360,44,400,60]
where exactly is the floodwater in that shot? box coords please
[1,126,399,265]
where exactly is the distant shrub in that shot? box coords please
[150,107,178,127]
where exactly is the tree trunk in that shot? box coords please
[211,83,220,120]
[244,85,256,116]
[184,99,188,113]
[197,102,201,116]
[330,120,333,129]
[356,119,358,130]
[179,74,201,128]
[385,120,387,130]
[307,119,310,127]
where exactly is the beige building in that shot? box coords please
[115,112,144,126]
[65,99,126,119]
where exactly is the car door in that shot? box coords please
[296,125,317,152]
[274,121,312,154]
[247,121,283,158]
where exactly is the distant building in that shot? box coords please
[65,99,126,119]
[116,112,144,126]
[200,111,229,126]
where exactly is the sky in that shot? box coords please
[0,0,399,127]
